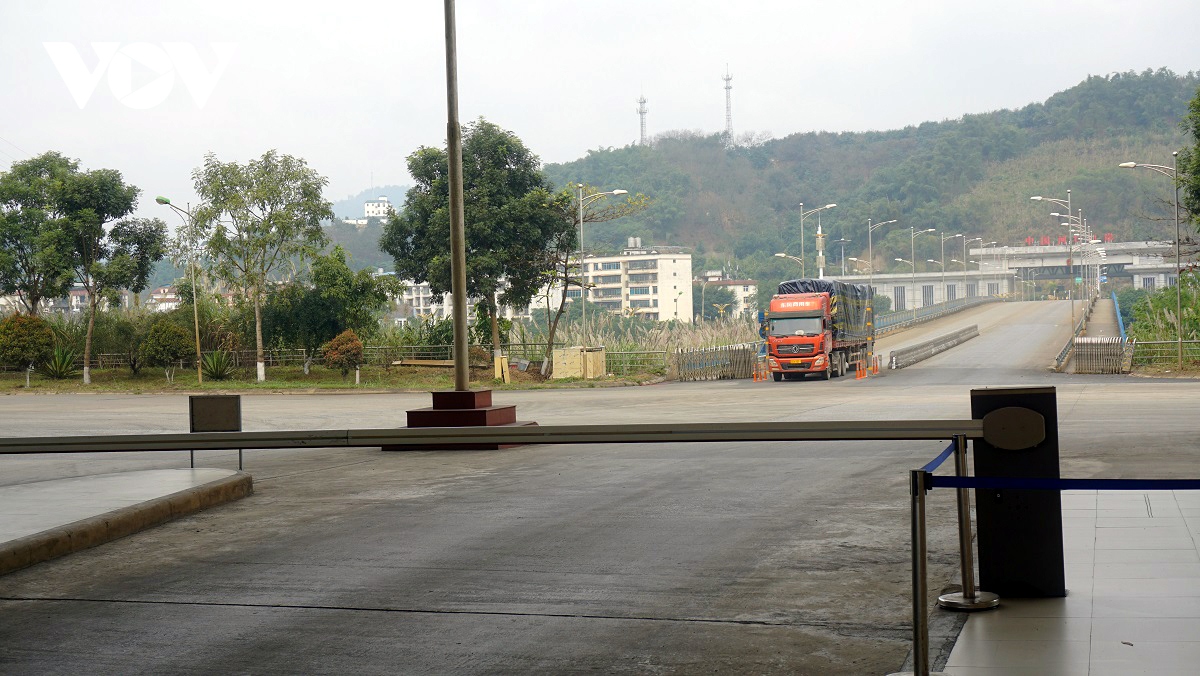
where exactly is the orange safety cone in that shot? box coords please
[872,357,880,375]
[855,361,866,380]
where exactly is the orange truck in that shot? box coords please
[763,278,874,381]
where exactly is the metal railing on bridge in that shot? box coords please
[876,296,999,335]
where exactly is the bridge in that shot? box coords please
[833,240,1178,310]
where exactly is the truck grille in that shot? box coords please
[776,344,815,355]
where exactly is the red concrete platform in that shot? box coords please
[385,389,537,451]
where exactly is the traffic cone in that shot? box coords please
[856,361,866,380]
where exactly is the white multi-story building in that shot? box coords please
[364,196,393,219]
[566,239,693,322]
[381,239,694,325]
[696,270,758,319]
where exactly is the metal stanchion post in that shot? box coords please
[888,469,945,676]
[938,434,1000,611]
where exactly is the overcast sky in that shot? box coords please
[3,0,1199,223]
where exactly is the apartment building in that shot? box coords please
[577,239,694,322]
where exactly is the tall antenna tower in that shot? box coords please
[723,65,733,140]
[637,95,648,145]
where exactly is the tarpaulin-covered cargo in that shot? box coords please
[775,278,873,343]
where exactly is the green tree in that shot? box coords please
[141,320,192,382]
[381,119,570,374]
[192,150,334,382]
[0,152,79,314]
[693,283,737,321]
[92,309,156,375]
[263,245,400,372]
[0,313,55,387]
[56,162,167,384]
[1178,84,1200,230]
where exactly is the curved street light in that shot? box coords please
[911,227,935,311]
[940,233,962,301]
[1120,154,1183,369]
[796,203,837,278]
[774,252,804,268]
[832,238,851,276]
[847,257,873,273]
[1032,191,1079,326]
[576,184,627,364]
[155,196,203,385]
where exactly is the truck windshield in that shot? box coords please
[768,316,823,337]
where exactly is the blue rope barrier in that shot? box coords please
[920,442,956,474]
[929,475,1200,491]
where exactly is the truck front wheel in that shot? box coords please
[772,372,783,382]
[818,360,831,381]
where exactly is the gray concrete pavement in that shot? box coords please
[1,299,1198,673]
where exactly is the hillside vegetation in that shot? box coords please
[545,69,1197,278]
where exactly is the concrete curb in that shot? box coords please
[0,471,253,577]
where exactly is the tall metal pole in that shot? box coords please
[1174,152,1183,370]
[911,229,917,319]
[443,0,470,392]
[578,183,586,350]
[1067,190,1074,330]
[186,205,202,385]
[799,202,806,278]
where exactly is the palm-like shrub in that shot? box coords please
[38,347,80,380]
[201,350,236,381]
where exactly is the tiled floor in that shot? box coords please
[944,490,1200,675]
[0,469,239,542]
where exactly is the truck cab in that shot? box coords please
[765,293,834,380]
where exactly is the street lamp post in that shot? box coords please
[798,203,837,278]
[847,257,873,274]
[576,184,627,369]
[940,233,962,302]
[963,237,981,294]
[867,218,898,305]
[155,196,203,385]
[1120,154,1183,369]
[1032,191,1075,327]
[910,227,935,313]
[896,257,917,320]
[832,238,851,276]
[774,252,804,269]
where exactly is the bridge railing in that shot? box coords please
[876,296,999,335]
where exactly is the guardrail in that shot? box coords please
[0,419,986,457]
[888,325,979,370]
[875,296,999,335]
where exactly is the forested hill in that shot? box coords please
[544,69,1197,272]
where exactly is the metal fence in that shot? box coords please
[606,351,669,376]
[1131,340,1200,366]
[674,342,761,381]
[1073,337,1129,374]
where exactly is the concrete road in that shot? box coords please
[1,300,1197,674]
